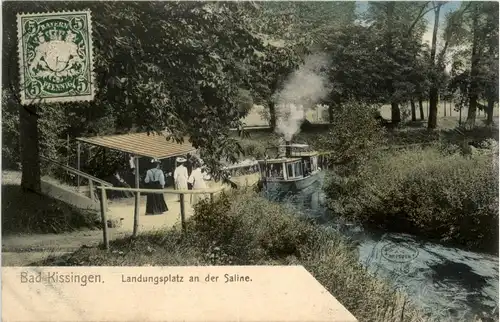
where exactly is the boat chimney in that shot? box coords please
[285,141,292,158]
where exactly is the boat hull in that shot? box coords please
[262,171,321,193]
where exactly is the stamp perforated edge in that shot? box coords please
[17,9,96,105]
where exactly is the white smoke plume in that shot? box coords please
[274,53,331,142]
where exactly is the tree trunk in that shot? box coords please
[486,98,495,125]
[385,3,400,125]
[428,87,439,129]
[467,96,477,128]
[443,100,447,117]
[269,101,276,130]
[418,98,425,120]
[328,105,333,123]
[410,99,417,121]
[391,102,401,124]
[19,104,42,193]
[428,3,441,130]
[466,4,481,129]
[459,105,463,125]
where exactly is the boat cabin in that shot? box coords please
[290,151,320,176]
[222,160,260,177]
[258,143,321,182]
[258,157,305,181]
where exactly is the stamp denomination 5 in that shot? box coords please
[17,10,95,105]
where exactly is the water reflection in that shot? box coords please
[262,176,499,321]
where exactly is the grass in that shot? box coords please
[1,184,101,235]
[35,189,430,322]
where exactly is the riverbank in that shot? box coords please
[33,189,428,322]
[325,142,499,254]
[262,178,499,321]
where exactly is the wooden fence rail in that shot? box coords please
[96,186,224,250]
[40,155,113,202]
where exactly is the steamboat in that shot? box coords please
[257,141,322,192]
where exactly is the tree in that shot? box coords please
[244,2,356,127]
[280,2,356,123]
[465,2,482,128]
[364,2,431,123]
[427,1,446,129]
[3,1,272,190]
[477,2,498,125]
[325,25,390,108]
[443,2,498,128]
[240,2,307,130]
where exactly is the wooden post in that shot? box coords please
[89,180,94,201]
[180,193,186,232]
[66,134,70,167]
[133,156,140,237]
[66,134,70,180]
[77,142,81,190]
[99,187,109,250]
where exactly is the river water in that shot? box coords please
[264,177,499,322]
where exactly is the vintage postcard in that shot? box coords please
[2,1,499,322]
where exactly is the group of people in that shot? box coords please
[144,156,208,216]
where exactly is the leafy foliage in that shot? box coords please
[325,145,499,253]
[2,1,280,176]
[188,190,319,263]
[2,90,21,169]
[314,101,387,173]
[446,2,499,125]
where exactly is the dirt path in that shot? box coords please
[2,252,73,266]
[1,191,193,266]
[1,229,125,266]
[1,172,257,266]
[1,230,130,252]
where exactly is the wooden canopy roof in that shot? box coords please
[76,132,196,160]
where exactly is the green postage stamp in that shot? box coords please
[17,10,95,105]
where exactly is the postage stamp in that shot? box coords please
[17,10,95,105]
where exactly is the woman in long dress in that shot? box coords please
[188,162,208,204]
[144,159,168,215]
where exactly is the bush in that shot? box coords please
[188,190,320,264]
[2,88,69,171]
[2,90,21,169]
[314,101,386,174]
[326,145,499,253]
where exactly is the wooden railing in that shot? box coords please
[96,186,224,250]
[40,155,113,201]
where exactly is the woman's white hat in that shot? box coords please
[176,157,187,163]
[151,158,160,163]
